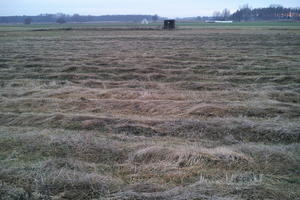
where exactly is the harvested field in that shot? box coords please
[0,25,300,199]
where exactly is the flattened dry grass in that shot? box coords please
[0,27,299,199]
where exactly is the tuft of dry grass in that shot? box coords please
[130,145,251,168]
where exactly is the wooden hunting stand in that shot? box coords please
[164,20,175,30]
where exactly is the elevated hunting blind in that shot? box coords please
[164,20,175,30]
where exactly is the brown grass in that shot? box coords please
[0,27,299,199]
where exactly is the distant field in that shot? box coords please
[1,21,300,31]
[0,25,299,199]
[181,21,300,27]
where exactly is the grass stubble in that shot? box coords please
[0,25,300,199]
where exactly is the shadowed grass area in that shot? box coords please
[0,26,299,199]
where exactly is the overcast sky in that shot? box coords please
[0,0,299,17]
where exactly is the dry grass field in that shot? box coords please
[0,25,300,199]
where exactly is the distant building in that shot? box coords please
[141,19,149,24]
[163,20,175,30]
[205,20,233,23]
[214,21,233,23]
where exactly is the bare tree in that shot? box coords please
[213,11,222,20]
[222,9,231,20]
[240,4,250,10]
[56,17,66,24]
[24,17,32,25]
[152,14,159,22]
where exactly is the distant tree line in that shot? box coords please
[0,14,160,24]
[213,9,231,21]
[215,5,300,21]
